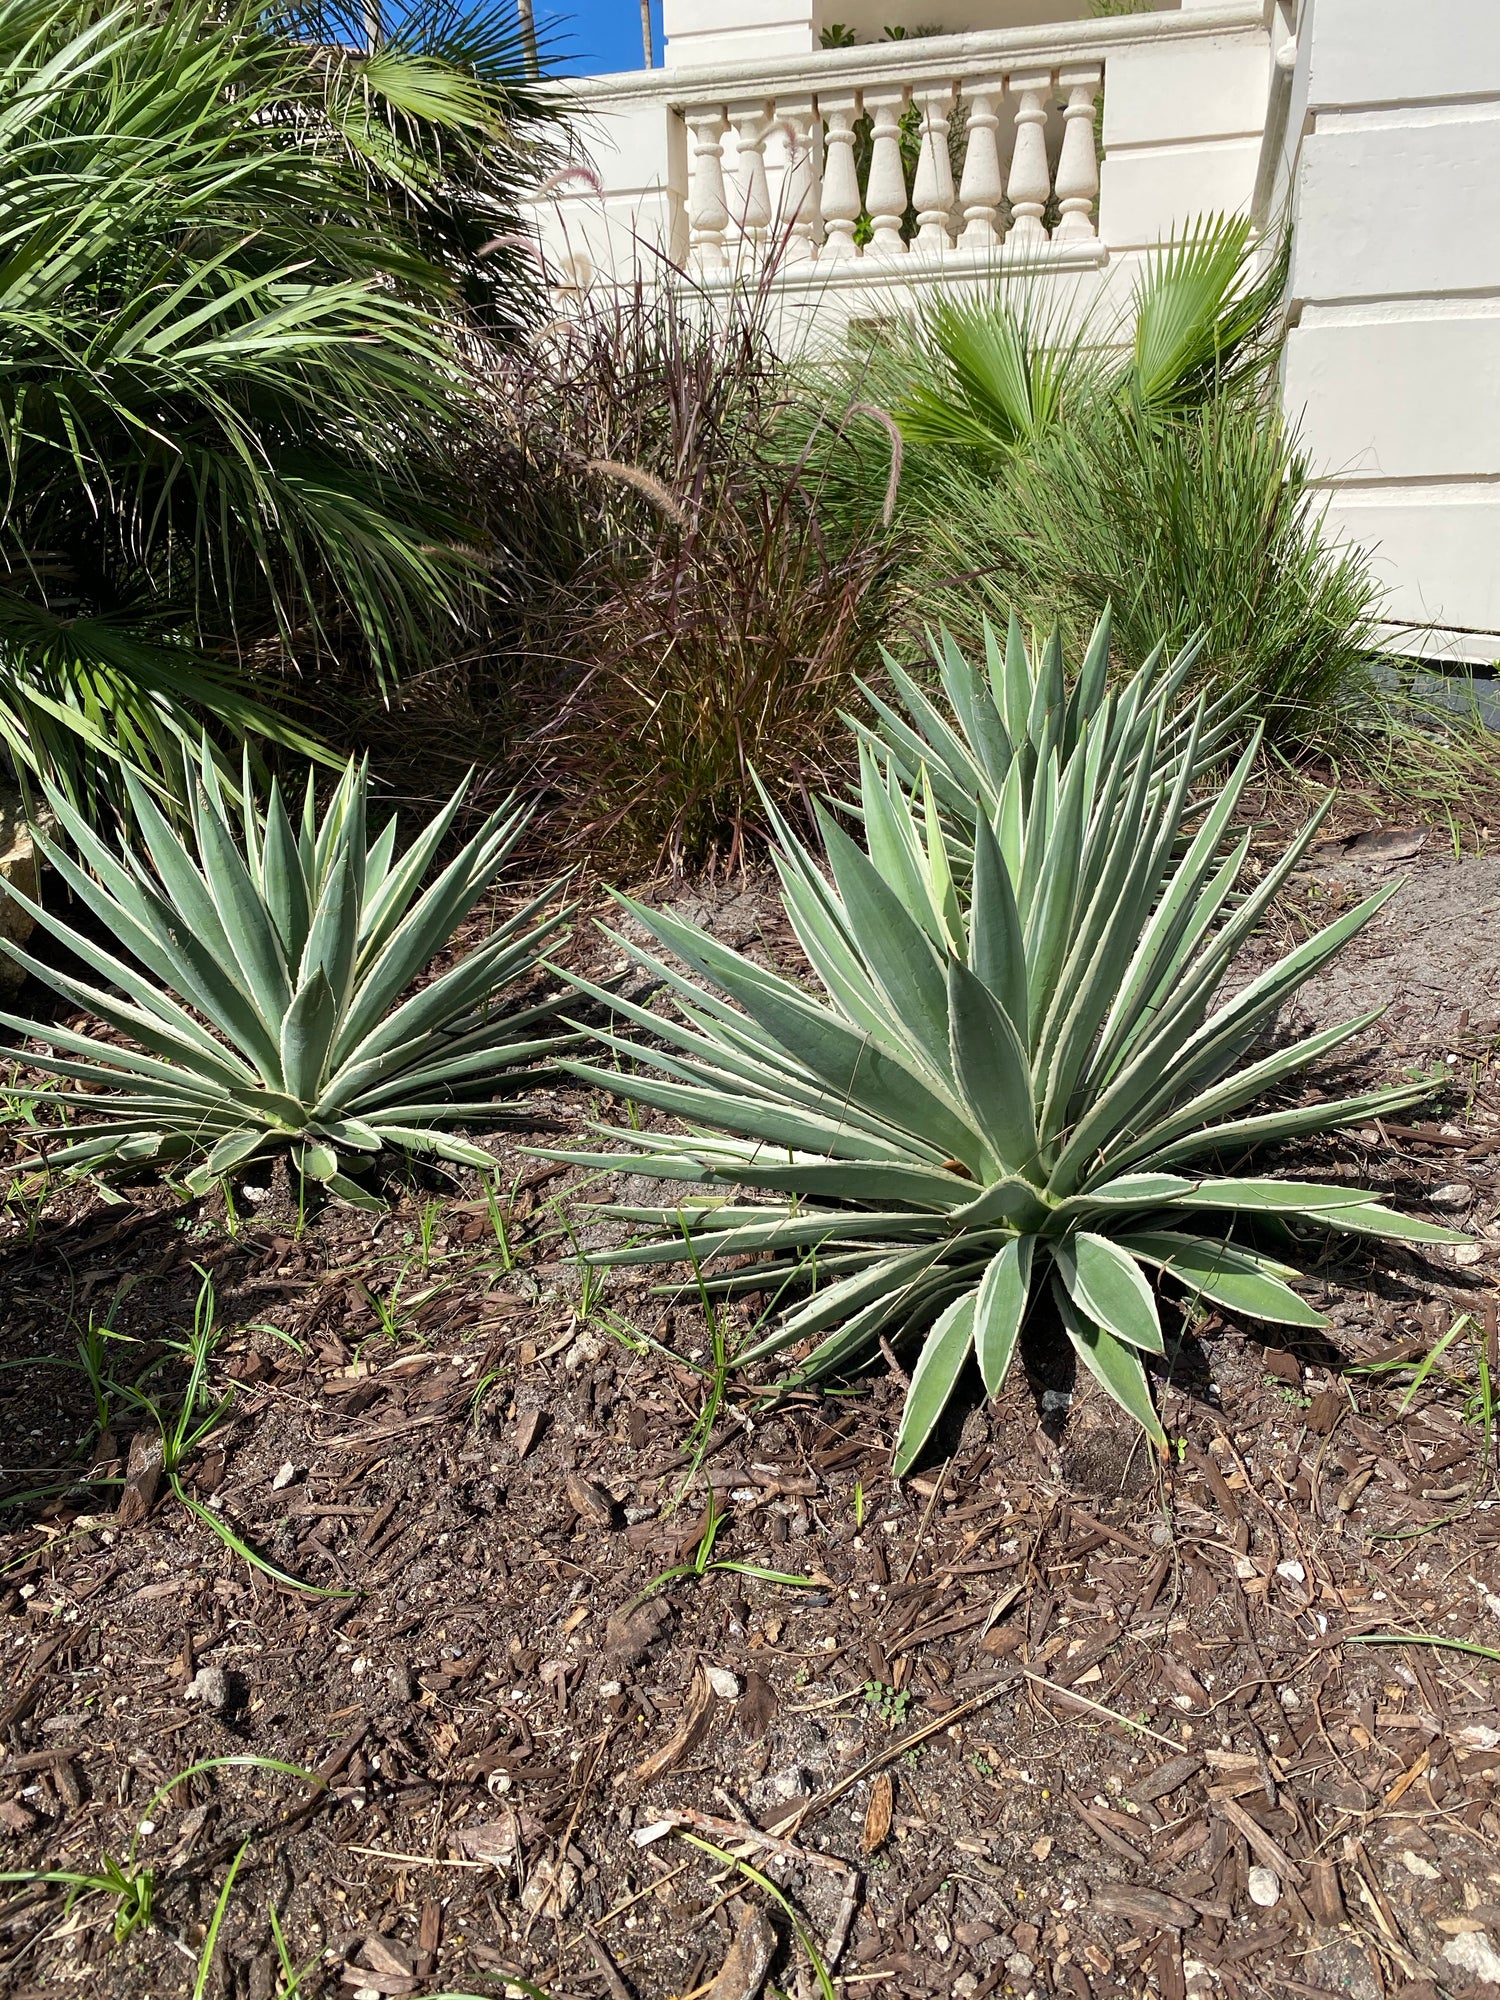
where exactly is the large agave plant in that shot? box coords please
[0,750,573,1203]
[559,700,1458,1471]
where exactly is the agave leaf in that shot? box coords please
[327,1172,386,1212]
[1317,1204,1468,1244]
[279,970,338,1107]
[818,811,953,1079]
[949,1177,1051,1232]
[191,777,292,1028]
[893,1290,978,1476]
[1054,1275,1166,1450]
[968,808,1028,1043]
[260,779,312,961]
[974,1236,1033,1396]
[1163,1178,1378,1213]
[1096,1013,1381,1181]
[947,957,1039,1175]
[738,1246,949,1365]
[299,838,360,1009]
[796,1273,970,1390]
[1142,1079,1435,1170]
[859,742,942,944]
[1055,1231,1163,1354]
[1120,1230,1328,1327]
[204,1129,270,1175]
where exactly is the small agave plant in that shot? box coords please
[559,689,1460,1471]
[0,749,574,1204]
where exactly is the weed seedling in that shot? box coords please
[864,1680,915,1727]
[481,1169,523,1272]
[268,1903,323,1998]
[622,1490,819,1613]
[117,1271,346,1595]
[676,1833,836,2000]
[416,1195,445,1273]
[1351,1311,1496,1538]
[0,1755,313,1947]
[193,1841,250,2000]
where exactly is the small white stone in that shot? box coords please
[1234,1557,1256,1580]
[271,1461,299,1490]
[598,1680,623,1697]
[1445,1934,1500,1985]
[1401,1850,1441,1880]
[1279,1687,1302,1710]
[185,1665,229,1712]
[1275,1559,1305,1585]
[1247,1866,1281,1908]
[705,1666,741,1700]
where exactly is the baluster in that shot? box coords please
[864,87,909,258]
[911,81,957,256]
[728,99,772,253]
[685,106,730,274]
[1054,69,1101,241]
[819,93,861,260]
[1006,72,1054,248]
[956,80,1004,251]
[779,97,820,263]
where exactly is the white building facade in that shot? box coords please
[536,0,1499,666]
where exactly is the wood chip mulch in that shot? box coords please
[1,836,1499,2000]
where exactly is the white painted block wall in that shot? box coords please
[1280,0,1500,660]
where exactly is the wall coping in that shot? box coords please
[545,2,1272,110]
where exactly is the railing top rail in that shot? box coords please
[546,2,1270,108]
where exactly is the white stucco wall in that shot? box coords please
[1279,0,1500,660]
[662,0,1099,66]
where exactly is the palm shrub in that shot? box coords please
[920,395,1382,738]
[0,750,573,1203]
[557,691,1457,1472]
[784,220,1384,744]
[0,0,558,813]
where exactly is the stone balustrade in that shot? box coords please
[533,3,1277,329]
[682,55,1102,278]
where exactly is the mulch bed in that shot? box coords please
[2,820,1500,2000]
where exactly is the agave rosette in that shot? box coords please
[0,749,574,1202]
[558,694,1457,1471]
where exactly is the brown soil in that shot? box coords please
[2,826,1500,2000]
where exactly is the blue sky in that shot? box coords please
[538,0,661,73]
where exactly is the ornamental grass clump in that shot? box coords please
[557,639,1460,1471]
[0,750,574,1203]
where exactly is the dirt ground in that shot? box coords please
[3,816,1500,2000]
